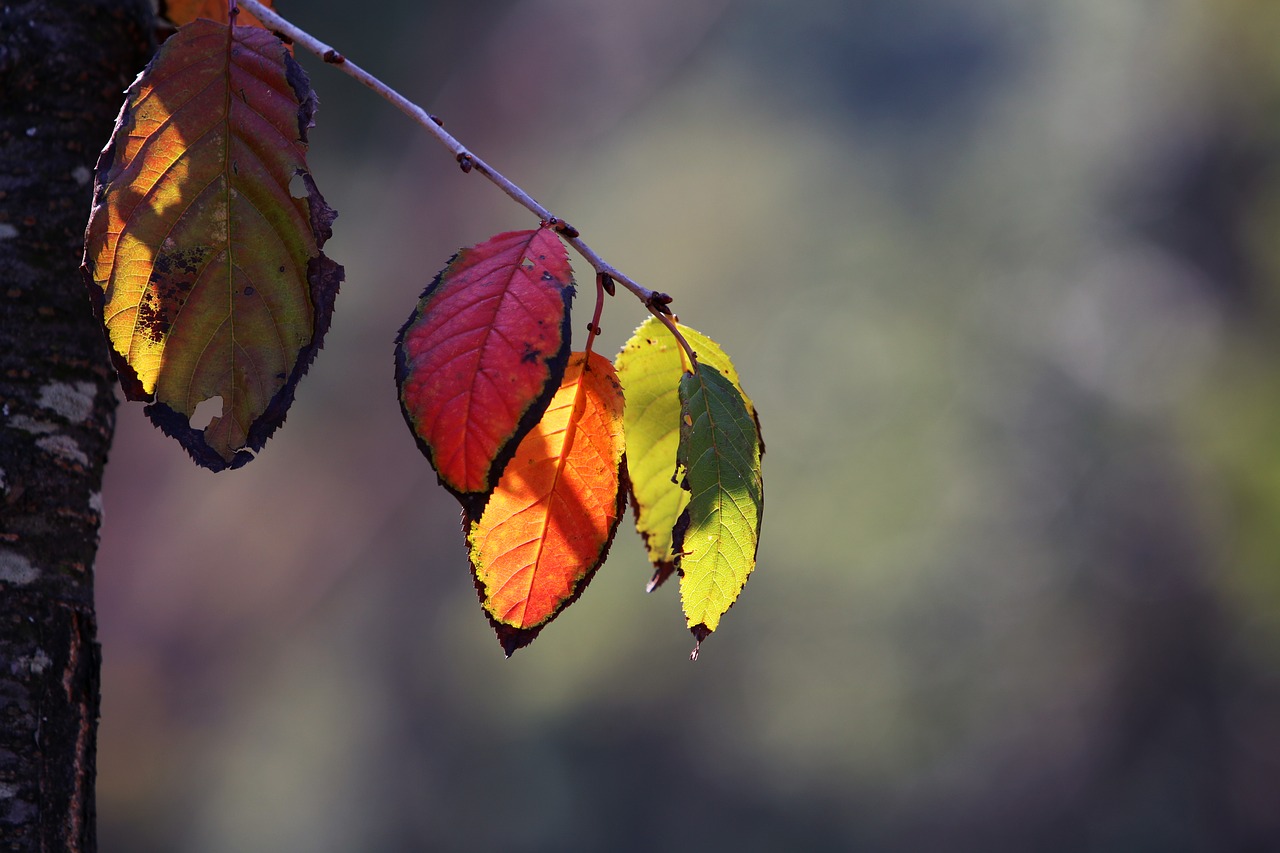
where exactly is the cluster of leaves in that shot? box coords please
[81,1,763,656]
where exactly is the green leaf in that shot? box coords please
[614,317,752,590]
[674,364,764,654]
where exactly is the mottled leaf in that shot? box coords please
[83,19,343,470]
[674,364,764,654]
[467,352,626,656]
[614,317,752,590]
[395,228,575,516]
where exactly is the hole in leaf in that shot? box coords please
[289,172,309,199]
[191,395,224,430]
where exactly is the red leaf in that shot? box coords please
[395,228,575,515]
[466,351,627,655]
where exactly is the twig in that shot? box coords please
[239,0,664,307]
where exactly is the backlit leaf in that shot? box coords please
[675,364,764,653]
[396,228,575,516]
[467,351,626,656]
[614,317,752,590]
[83,19,343,471]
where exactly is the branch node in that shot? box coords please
[429,115,444,126]
[542,217,579,239]
[323,49,346,64]
[599,272,616,296]
[456,153,475,173]
[647,292,674,315]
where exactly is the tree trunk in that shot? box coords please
[0,2,153,850]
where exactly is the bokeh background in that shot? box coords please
[97,1,1280,850]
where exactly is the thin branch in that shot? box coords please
[239,0,664,307]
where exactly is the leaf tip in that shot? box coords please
[645,562,677,593]
[145,401,248,472]
[689,624,711,661]
[495,624,539,658]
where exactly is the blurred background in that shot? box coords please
[97,0,1280,850]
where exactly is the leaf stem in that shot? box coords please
[583,273,608,358]
[239,0,666,308]
[653,311,699,373]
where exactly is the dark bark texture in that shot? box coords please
[0,2,152,851]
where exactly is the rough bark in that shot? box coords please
[0,2,153,850]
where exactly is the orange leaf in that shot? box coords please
[467,352,627,656]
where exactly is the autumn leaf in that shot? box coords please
[395,228,575,516]
[614,317,753,590]
[674,364,764,656]
[82,19,343,471]
[466,352,626,656]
